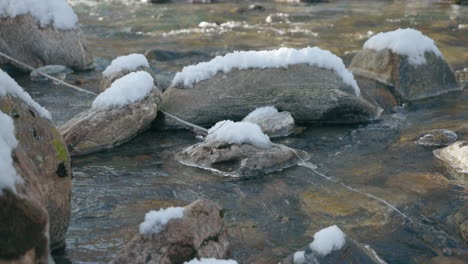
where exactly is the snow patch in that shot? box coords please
[139,207,184,235]
[92,71,154,109]
[0,69,52,120]
[309,225,346,257]
[293,251,306,264]
[102,54,150,77]
[206,120,272,149]
[184,259,238,264]
[0,111,23,194]
[363,28,443,65]
[172,47,360,96]
[0,0,78,30]
[243,106,279,122]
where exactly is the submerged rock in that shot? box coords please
[60,72,161,156]
[111,199,230,264]
[350,29,461,102]
[282,226,386,264]
[0,15,93,71]
[162,48,381,129]
[177,141,309,177]
[433,141,468,185]
[415,129,458,147]
[242,106,295,138]
[30,65,73,83]
[454,204,468,243]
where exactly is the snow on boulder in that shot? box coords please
[242,106,295,138]
[0,0,78,30]
[60,71,161,156]
[0,69,51,119]
[162,47,380,128]
[206,120,272,149]
[350,28,461,102]
[111,200,230,264]
[172,47,360,96]
[0,76,72,252]
[100,54,156,92]
[284,226,387,264]
[93,71,155,109]
[185,259,238,264]
[139,207,184,235]
[309,225,346,256]
[0,0,93,71]
[0,111,22,194]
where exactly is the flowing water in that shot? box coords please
[12,0,468,263]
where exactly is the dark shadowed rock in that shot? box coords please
[177,141,310,177]
[60,88,161,156]
[0,15,94,71]
[110,199,229,264]
[161,64,381,129]
[454,204,468,243]
[350,48,461,102]
[0,95,72,252]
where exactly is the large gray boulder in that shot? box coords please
[60,87,161,156]
[161,64,381,129]
[177,141,310,177]
[0,14,93,71]
[350,49,461,102]
[111,199,230,264]
[0,95,72,252]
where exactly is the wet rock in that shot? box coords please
[0,15,94,71]
[60,88,161,156]
[177,141,309,177]
[282,233,386,264]
[455,68,468,89]
[386,172,449,195]
[242,108,295,138]
[415,129,458,147]
[0,95,72,252]
[341,50,360,67]
[161,64,381,129]
[350,48,461,102]
[111,199,229,264]
[30,65,73,83]
[433,141,468,185]
[265,13,290,23]
[454,204,467,243]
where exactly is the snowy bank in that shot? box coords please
[0,69,52,119]
[139,207,185,235]
[0,111,22,194]
[0,0,78,30]
[363,28,442,65]
[102,54,150,77]
[206,120,272,149]
[184,259,238,264]
[172,47,360,96]
[92,71,154,109]
[309,225,346,256]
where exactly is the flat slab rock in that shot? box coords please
[111,199,229,264]
[350,49,461,102]
[433,141,468,185]
[0,15,93,71]
[161,64,381,129]
[177,141,310,177]
[60,88,161,156]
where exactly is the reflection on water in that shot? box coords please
[13,0,468,263]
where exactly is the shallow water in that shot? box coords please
[13,0,468,263]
